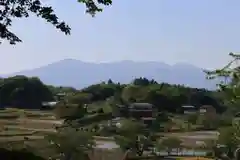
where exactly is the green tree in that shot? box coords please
[206,53,240,159]
[217,122,240,158]
[186,113,198,125]
[0,0,112,45]
[66,92,92,105]
[197,114,220,130]
[206,52,240,112]
[54,104,86,119]
[121,85,146,103]
[0,76,53,108]
[82,83,121,101]
[48,86,77,95]
[114,120,152,156]
[120,79,221,113]
[46,127,95,160]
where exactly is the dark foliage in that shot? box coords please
[0,75,53,108]
[0,0,112,44]
[0,148,45,160]
[0,76,225,113]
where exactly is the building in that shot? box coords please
[182,105,197,114]
[182,105,217,117]
[128,103,157,118]
[41,101,58,109]
[199,105,217,119]
[199,105,216,113]
[55,93,66,101]
[114,103,157,125]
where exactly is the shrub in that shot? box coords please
[54,104,86,119]
[97,108,104,113]
[186,113,198,124]
[77,113,112,125]
[219,114,233,127]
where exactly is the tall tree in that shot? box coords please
[206,52,240,112]
[0,76,53,108]
[114,119,154,157]
[46,127,95,160]
[206,52,240,159]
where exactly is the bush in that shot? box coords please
[197,115,221,130]
[66,92,92,105]
[78,113,112,125]
[186,113,198,124]
[158,112,170,122]
[54,104,86,119]
[97,108,104,113]
[206,151,214,157]
[219,115,233,127]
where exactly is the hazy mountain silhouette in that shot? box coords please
[4,59,218,89]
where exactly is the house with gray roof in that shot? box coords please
[114,102,157,125]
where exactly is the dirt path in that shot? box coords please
[17,118,64,125]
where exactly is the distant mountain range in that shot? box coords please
[2,59,218,90]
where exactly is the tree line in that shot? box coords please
[0,75,225,113]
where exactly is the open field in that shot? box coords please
[0,109,119,149]
[0,108,220,152]
[0,108,58,141]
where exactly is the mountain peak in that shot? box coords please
[5,60,217,89]
[60,58,78,62]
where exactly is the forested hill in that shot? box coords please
[0,76,225,113]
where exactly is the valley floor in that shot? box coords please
[0,108,219,159]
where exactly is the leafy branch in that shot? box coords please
[0,0,112,44]
[205,52,240,104]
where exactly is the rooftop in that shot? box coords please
[200,105,214,109]
[129,103,154,109]
[56,93,66,96]
[182,105,195,109]
[42,101,57,106]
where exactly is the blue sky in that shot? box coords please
[0,0,239,74]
